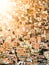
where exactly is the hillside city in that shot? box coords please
[0,0,49,65]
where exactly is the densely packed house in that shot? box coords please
[0,0,49,65]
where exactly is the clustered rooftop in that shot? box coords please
[0,0,49,65]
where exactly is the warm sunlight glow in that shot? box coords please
[0,0,9,13]
[0,0,16,31]
[0,0,16,15]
